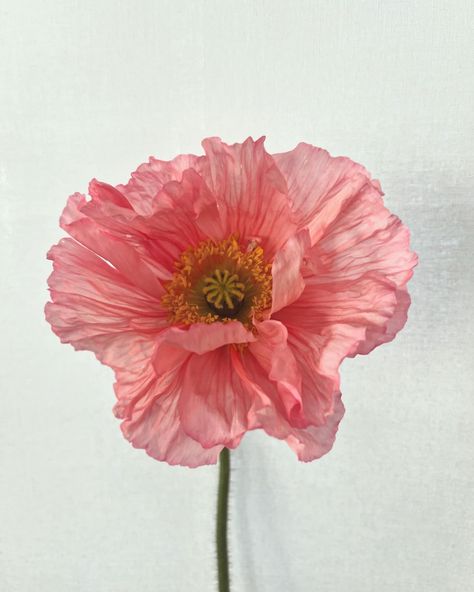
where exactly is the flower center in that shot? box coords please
[162,236,272,329]
[203,269,245,316]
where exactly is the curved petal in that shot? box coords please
[271,229,310,313]
[89,178,133,209]
[143,169,223,269]
[285,392,345,462]
[352,288,411,356]
[230,351,294,440]
[235,319,348,432]
[275,273,398,337]
[236,348,345,463]
[60,193,165,297]
[117,152,202,215]
[200,137,297,259]
[114,357,223,467]
[155,321,255,358]
[45,238,167,370]
[295,179,417,355]
[273,143,371,245]
[232,343,347,461]
[177,347,254,448]
[309,182,417,286]
[82,172,223,278]
[123,395,223,467]
[248,320,304,426]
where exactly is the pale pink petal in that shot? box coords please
[291,179,418,355]
[286,324,366,425]
[142,169,223,269]
[89,178,133,208]
[248,320,305,426]
[46,238,167,370]
[271,230,310,313]
[285,392,345,462]
[232,343,346,460]
[230,351,293,440]
[60,193,165,297]
[177,347,254,448]
[117,153,202,215]
[150,322,256,430]
[273,143,371,245]
[115,358,223,467]
[81,180,149,236]
[82,173,222,277]
[200,137,297,258]
[113,338,229,467]
[239,322,363,444]
[235,338,345,461]
[123,394,223,467]
[275,273,398,338]
[309,183,417,287]
[155,322,255,358]
[353,288,411,356]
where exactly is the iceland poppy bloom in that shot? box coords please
[45,137,417,468]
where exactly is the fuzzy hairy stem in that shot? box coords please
[216,448,230,592]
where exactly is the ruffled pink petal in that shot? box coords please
[142,169,223,270]
[78,184,172,281]
[285,391,345,462]
[278,272,408,369]
[147,321,306,455]
[236,320,343,434]
[81,180,149,236]
[275,273,398,337]
[291,178,418,355]
[352,288,411,356]
[155,321,255,358]
[309,182,417,287]
[117,153,202,215]
[273,143,371,245]
[285,324,366,425]
[123,394,223,467]
[60,193,165,297]
[114,358,223,467]
[239,322,362,441]
[89,178,133,209]
[271,230,310,313]
[82,173,222,277]
[46,238,167,370]
[200,137,297,258]
[232,341,347,460]
[112,329,230,467]
[127,327,256,454]
[177,347,254,448]
[248,320,305,426]
[237,335,346,461]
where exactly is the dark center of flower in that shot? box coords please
[203,269,246,317]
[161,236,272,330]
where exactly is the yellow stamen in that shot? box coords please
[161,236,272,329]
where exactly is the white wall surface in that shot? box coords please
[1,1,473,591]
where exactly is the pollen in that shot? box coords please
[162,236,272,329]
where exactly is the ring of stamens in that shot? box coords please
[161,236,272,330]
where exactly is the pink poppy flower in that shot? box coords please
[45,137,417,467]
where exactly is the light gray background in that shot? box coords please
[1,1,473,591]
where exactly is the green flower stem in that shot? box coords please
[216,447,230,592]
